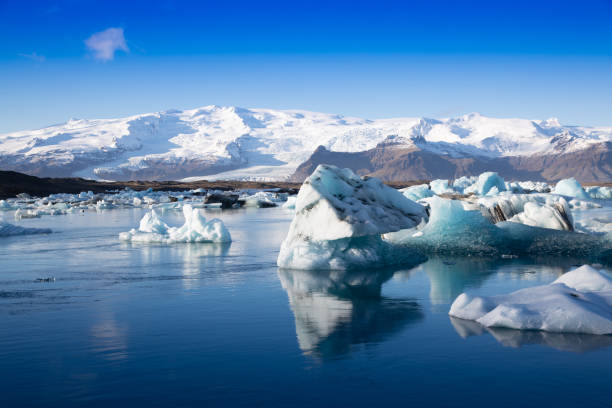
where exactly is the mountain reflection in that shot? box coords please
[278,267,423,359]
[450,317,612,353]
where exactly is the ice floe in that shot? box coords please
[552,177,590,199]
[400,184,434,202]
[0,218,51,237]
[464,172,507,196]
[385,196,611,262]
[429,179,454,195]
[277,165,427,270]
[449,265,612,335]
[119,204,231,243]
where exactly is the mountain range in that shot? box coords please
[1,105,610,182]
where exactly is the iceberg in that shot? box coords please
[586,186,612,200]
[277,165,427,270]
[464,172,507,196]
[449,265,612,335]
[477,193,574,231]
[385,196,611,261]
[452,176,478,194]
[552,178,590,200]
[517,181,550,193]
[119,204,231,243]
[0,218,51,237]
[282,196,297,210]
[429,179,454,195]
[400,184,434,202]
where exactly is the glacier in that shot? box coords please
[449,265,612,335]
[277,165,427,270]
[119,204,231,244]
[2,106,612,181]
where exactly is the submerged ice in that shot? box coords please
[119,204,231,244]
[449,265,612,335]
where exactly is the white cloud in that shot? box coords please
[19,52,46,62]
[85,27,129,61]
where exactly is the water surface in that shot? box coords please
[1,207,611,407]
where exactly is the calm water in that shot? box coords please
[1,207,612,407]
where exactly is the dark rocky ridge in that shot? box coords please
[291,142,612,183]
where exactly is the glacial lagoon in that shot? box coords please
[1,206,612,407]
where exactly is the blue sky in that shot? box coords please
[1,0,611,132]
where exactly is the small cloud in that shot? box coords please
[19,52,46,62]
[85,27,129,61]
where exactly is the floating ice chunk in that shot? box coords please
[449,265,612,335]
[518,181,550,193]
[505,182,524,194]
[508,201,574,231]
[464,172,506,196]
[243,191,279,208]
[290,165,426,241]
[385,197,503,255]
[452,176,478,194]
[0,218,51,237]
[386,196,610,260]
[552,178,590,199]
[282,196,297,210]
[477,193,574,231]
[14,208,42,220]
[429,179,454,195]
[119,204,231,243]
[96,200,115,210]
[586,186,612,200]
[569,199,601,210]
[278,165,427,270]
[400,184,434,201]
[0,200,17,211]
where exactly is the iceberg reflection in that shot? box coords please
[450,317,612,353]
[278,267,423,359]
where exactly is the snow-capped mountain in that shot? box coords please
[0,105,611,181]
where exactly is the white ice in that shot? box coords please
[119,204,231,243]
[429,179,454,195]
[0,218,51,237]
[400,184,434,202]
[464,172,507,196]
[449,265,612,335]
[552,178,590,199]
[278,165,427,270]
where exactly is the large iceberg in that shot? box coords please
[385,196,611,262]
[119,204,231,243]
[449,265,612,335]
[277,165,427,270]
[0,219,51,237]
[552,178,590,199]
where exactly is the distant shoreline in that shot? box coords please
[0,170,423,199]
[1,170,610,200]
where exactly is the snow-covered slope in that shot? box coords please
[1,106,610,181]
